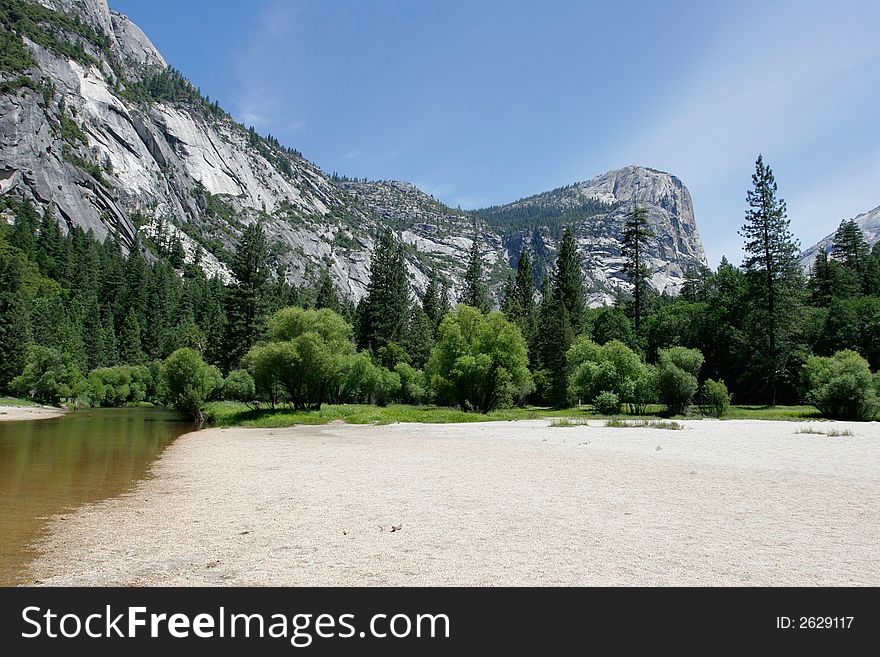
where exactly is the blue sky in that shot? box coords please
[110,0,880,265]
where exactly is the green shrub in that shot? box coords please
[593,390,621,415]
[373,367,401,407]
[394,362,426,405]
[87,365,152,407]
[246,307,355,410]
[223,369,256,406]
[699,378,730,418]
[803,350,879,420]
[426,306,533,413]
[11,345,84,405]
[338,351,378,404]
[568,337,657,413]
[657,347,703,415]
[160,348,219,422]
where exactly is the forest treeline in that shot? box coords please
[1,156,879,421]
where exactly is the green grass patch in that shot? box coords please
[549,418,591,428]
[0,397,43,408]
[722,405,821,421]
[605,419,684,430]
[204,402,596,428]
[204,402,826,429]
[796,425,854,437]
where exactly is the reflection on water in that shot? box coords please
[0,407,194,585]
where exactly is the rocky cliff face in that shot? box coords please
[342,166,706,305]
[1,0,707,305]
[799,205,880,271]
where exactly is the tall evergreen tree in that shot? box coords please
[551,227,586,333]
[438,280,451,322]
[536,297,574,407]
[81,294,105,371]
[119,309,145,365]
[513,251,536,314]
[223,222,271,369]
[359,229,410,351]
[738,155,801,406]
[831,219,871,293]
[36,209,64,280]
[422,266,442,331]
[315,267,339,312]
[401,303,435,368]
[809,251,836,306]
[9,200,38,260]
[680,264,712,303]
[199,275,228,367]
[116,236,148,326]
[459,237,490,312]
[621,205,655,333]
[100,305,119,367]
[500,272,516,313]
[503,251,538,355]
[0,256,31,393]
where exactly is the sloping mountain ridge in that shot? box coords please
[799,204,880,270]
[1,0,707,305]
[342,166,706,304]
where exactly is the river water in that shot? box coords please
[0,407,194,585]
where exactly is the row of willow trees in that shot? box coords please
[2,155,879,411]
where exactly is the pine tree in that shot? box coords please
[81,294,105,371]
[459,237,490,313]
[99,233,125,310]
[503,250,537,355]
[167,234,186,269]
[116,236,148,326]
[223,222,271,369]
[831,219,871,292]
[536,296,574,407]
[621,205,655,333]
[359,229,410,351]
[100,305,119,366]
[512,251,536,317]
[866,242,880,296]
[200,275,228,368]
[315,267,339,312]
[739,155,801,406]
[36,209,64,280]
[9,199,38,260]
[500,272,516,313]
[809,251,835,306]
[401,303,435,368]
[0,256,31,393]
[422,266,441,330]
[118,309,145,365]
[551,227,586,333]
[680,264,713,303]
[438,280,451,322]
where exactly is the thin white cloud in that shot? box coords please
[231,1,303,134]
[413,181,455,198]
[452,195,487,210]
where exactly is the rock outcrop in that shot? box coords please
[799,205,880,271]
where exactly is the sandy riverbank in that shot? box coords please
[0,405,65,422]
[29,419,880,586]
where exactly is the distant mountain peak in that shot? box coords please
[799,204,880,269]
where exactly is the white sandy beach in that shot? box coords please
[29,419,880,586]
[0,405,65,422]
